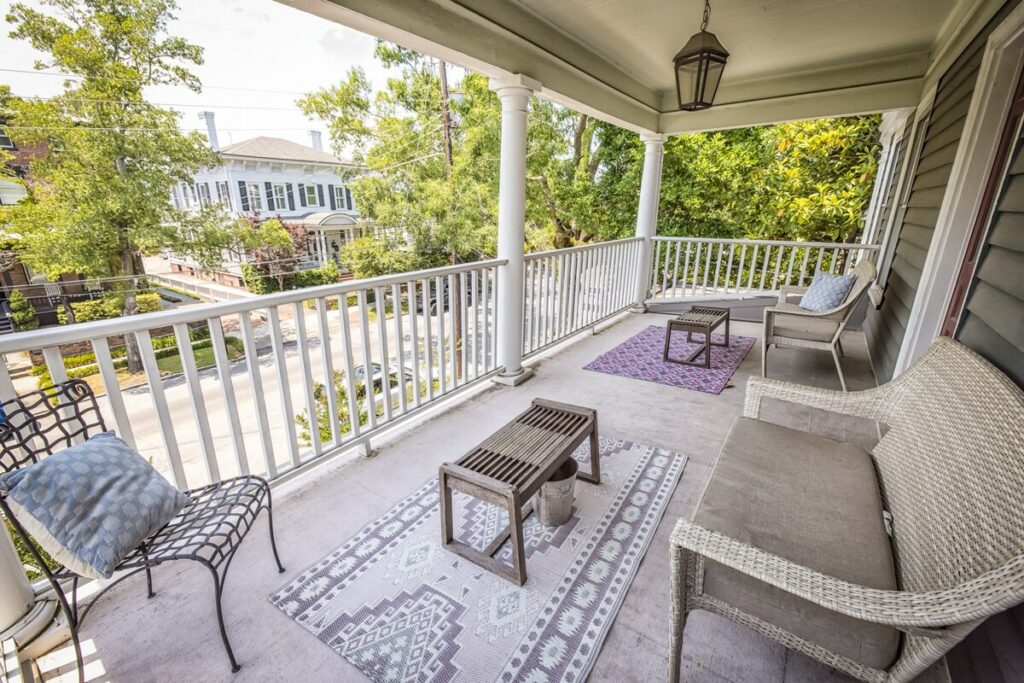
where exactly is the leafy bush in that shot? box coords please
[240,262,276,295]
[292,262,341,289]
[8,290,39,331]
[58,292,163,324]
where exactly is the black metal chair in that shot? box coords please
[0,380,285,680]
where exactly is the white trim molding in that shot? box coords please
[895,2,1024,376]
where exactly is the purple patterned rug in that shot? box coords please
[271,438,685,682]
[584,325,755,395]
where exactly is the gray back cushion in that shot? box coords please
[0,431,189,580]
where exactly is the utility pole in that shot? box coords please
[439,60,454,179]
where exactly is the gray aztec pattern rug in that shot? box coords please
[271,437,685,682]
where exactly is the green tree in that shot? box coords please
[7,289,38,331]
[0,0,243,370]
[339,235,416,279]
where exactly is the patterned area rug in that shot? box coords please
[271,438,685,682]
[584,325,755,394]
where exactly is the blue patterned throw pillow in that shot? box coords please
[799,270,857,312]
[0,432,189,580]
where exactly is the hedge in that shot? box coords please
[58,292,162,324]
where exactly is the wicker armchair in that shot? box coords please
[669,337,1024,683]
[762,259,877,390]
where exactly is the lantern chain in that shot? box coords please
[701,0,711,31]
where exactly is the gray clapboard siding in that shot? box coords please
[865,10,991,382]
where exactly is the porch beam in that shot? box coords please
[633,133,667,310]
[492,74,540,386]
[659,78,923,136]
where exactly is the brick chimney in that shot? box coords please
[309,130,323,152]
[198,111,219,152]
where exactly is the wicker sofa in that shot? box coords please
[669,337,1024,682]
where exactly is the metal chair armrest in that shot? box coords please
[671,519,1020,630]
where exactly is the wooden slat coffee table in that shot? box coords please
[439,399,599,585]
[663,305,730,368]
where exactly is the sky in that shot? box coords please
[0,0,397,150]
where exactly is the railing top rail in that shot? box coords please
[524,237,642,260]
[0,258,506,354]
[651,236,879,250]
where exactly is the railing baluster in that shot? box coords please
[785,248,797,288]
[459,271,468,383]
[523,258,533,354]
[701,241,713,295]
[292,302,322,457]
[422,279,435,401]
[723,244,736,296]
[660,239,671,298]
[407,281,422,406]
[356,290,377,429]
[268,308,301,469]
[758,246,772,291]
[712,243,724,294]
[240,312,276,477]
[815,247,825,275]
[747,245,759,290]
[468,270,479,380]
[435,275,447,394]
[830,248,840,274]
[392,284,408,415]
[135,329,187,489]
[91,337,135,449]
[771,247,785,291]
[335,295,362,439]
[651,239,662,296]
[799,247,811,285]
[447,273,458,387]
[173,322,220,484]
[736,245,747,294]
[481,269,491,373]
[670,240,683,296]
[208,317,249,475]
[374,286,393,421]
[315,299,342,445]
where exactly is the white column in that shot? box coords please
[632,133,667,310]
[491,74,540,385]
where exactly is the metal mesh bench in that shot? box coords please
[439,399,599,585]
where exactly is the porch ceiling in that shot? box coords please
[278,0,995,134]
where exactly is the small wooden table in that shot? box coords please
[439,399,599,585]
[663,306,730,368]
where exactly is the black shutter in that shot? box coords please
[328,184,336,210]
[286,183,295,211]
[345,187,353,211]
[237,181,249,212]
[298,183,306,207]
[265,181,275,211]
[317,184,324,206]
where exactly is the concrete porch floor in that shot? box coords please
[39,312,947,682]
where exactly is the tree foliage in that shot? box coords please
[0,0,251,369]
[302,41,881,271]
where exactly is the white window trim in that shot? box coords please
[860,110,913,247]
[896,2,1024,376]
[273,183,287,210]
[334,185,347,210]
[304,185,318,206]
[874,87,936,290]
[197,183,212,207]
[216,181,231,209]
[247,182,263,212]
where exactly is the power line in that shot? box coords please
[0,67,312,96]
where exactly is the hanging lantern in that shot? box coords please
[673,0,729,111]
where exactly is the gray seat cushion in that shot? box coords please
[693,418,900,670]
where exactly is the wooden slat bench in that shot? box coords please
[439,399,599,585]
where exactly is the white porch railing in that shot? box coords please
[648,236,879,302]
[522,237,642,356]
[0,260,503,491]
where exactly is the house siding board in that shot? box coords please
[954,131,1024,385]
[865,2,1001,382]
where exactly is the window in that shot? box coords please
[197,183,211,207]
[246,182,263,212]
[273,184,287,210]
[180,183,191,208]
[334,185,348,210]
[216,181,231,208]
[0,128,13,150]
[304,184,318,206]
